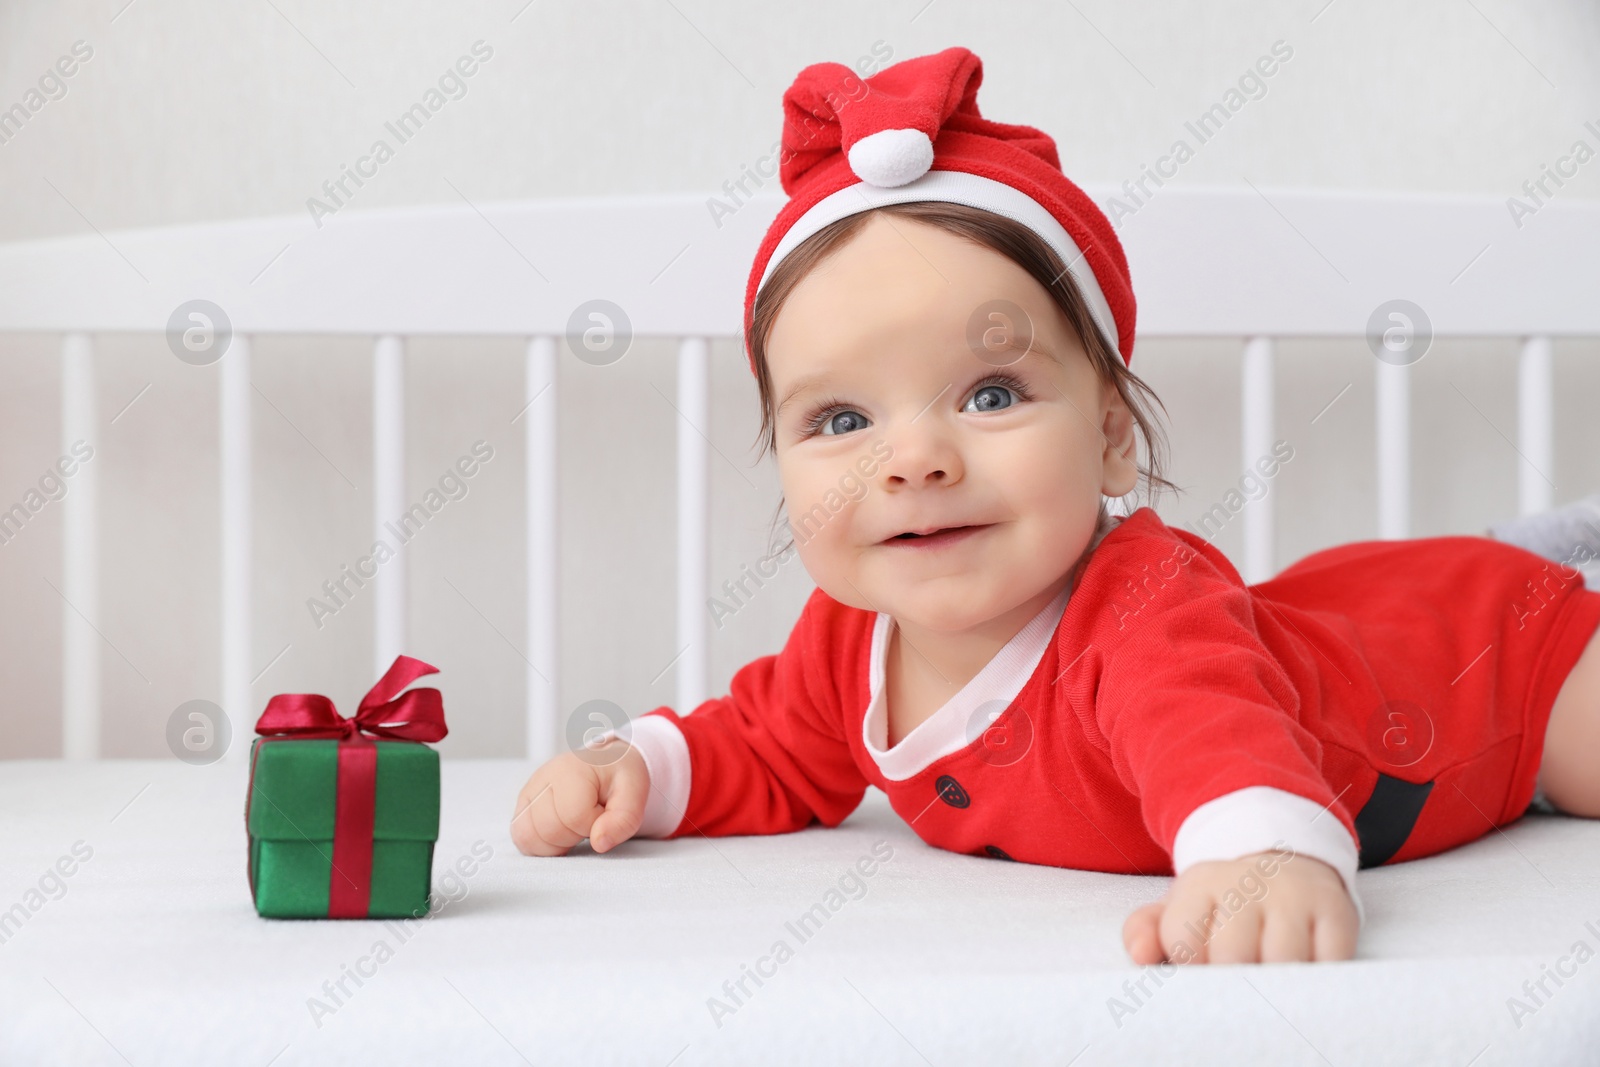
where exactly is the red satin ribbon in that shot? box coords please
[254,655,447,918]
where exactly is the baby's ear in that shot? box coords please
[1099,387,1139,495]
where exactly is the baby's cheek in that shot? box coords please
[1011,460,1100,524]
[789,515,848,580]
[794,539,865,613]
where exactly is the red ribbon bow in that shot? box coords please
[254,654,447,744]
[252,655,446,918]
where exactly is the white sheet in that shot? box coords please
[1,758,1597,1065]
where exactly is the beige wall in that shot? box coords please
[1,1,1598,757]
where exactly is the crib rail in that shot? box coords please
[2,187,1598,761]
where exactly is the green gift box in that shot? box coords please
[246,738,440,918]
[245,656,448,920]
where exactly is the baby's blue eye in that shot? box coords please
[819,410,869,436]
[965,384,1017,413]
[803,374,1029,437]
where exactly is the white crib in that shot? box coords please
[5,188,1600,1066]
[1,186,1597,764]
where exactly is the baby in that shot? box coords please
[511,47,1600,966]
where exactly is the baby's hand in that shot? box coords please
[1122,850,1357,964]
[510,740,651,856]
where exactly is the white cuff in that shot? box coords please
[1171,785,1365,928]
[617,713,691,839]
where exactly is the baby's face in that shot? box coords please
[766,213,1139,635]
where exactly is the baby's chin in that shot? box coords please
[867,586,1045,636]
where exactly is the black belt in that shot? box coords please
[1353,772,1435,868]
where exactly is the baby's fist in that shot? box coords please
[510,741,651,856]
[1123,847,1357,965]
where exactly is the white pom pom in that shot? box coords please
[846,128,935,188]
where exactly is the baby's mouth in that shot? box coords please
[881,524,992,547]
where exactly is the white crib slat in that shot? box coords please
[677,337,710,715]
[221,335,252,757]
[60,333,98,759]
[1518,336,1554,517]
[373,336,406,676]
[525,336,558,763]
[1241,336,1275,583]
[1376,359,1411,539]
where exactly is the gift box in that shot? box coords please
[245,656,448,919]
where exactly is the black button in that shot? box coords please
[984,844,1013,861]
[935,774,969,808]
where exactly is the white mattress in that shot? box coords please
[2,757,1598,1065]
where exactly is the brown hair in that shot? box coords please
[748,200,1182,555]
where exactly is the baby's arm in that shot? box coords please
[1090,584,1363,964]
[512,590,869,855]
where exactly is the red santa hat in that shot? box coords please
[744,46,1136,373]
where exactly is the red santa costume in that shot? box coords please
[614,47,1600,926]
